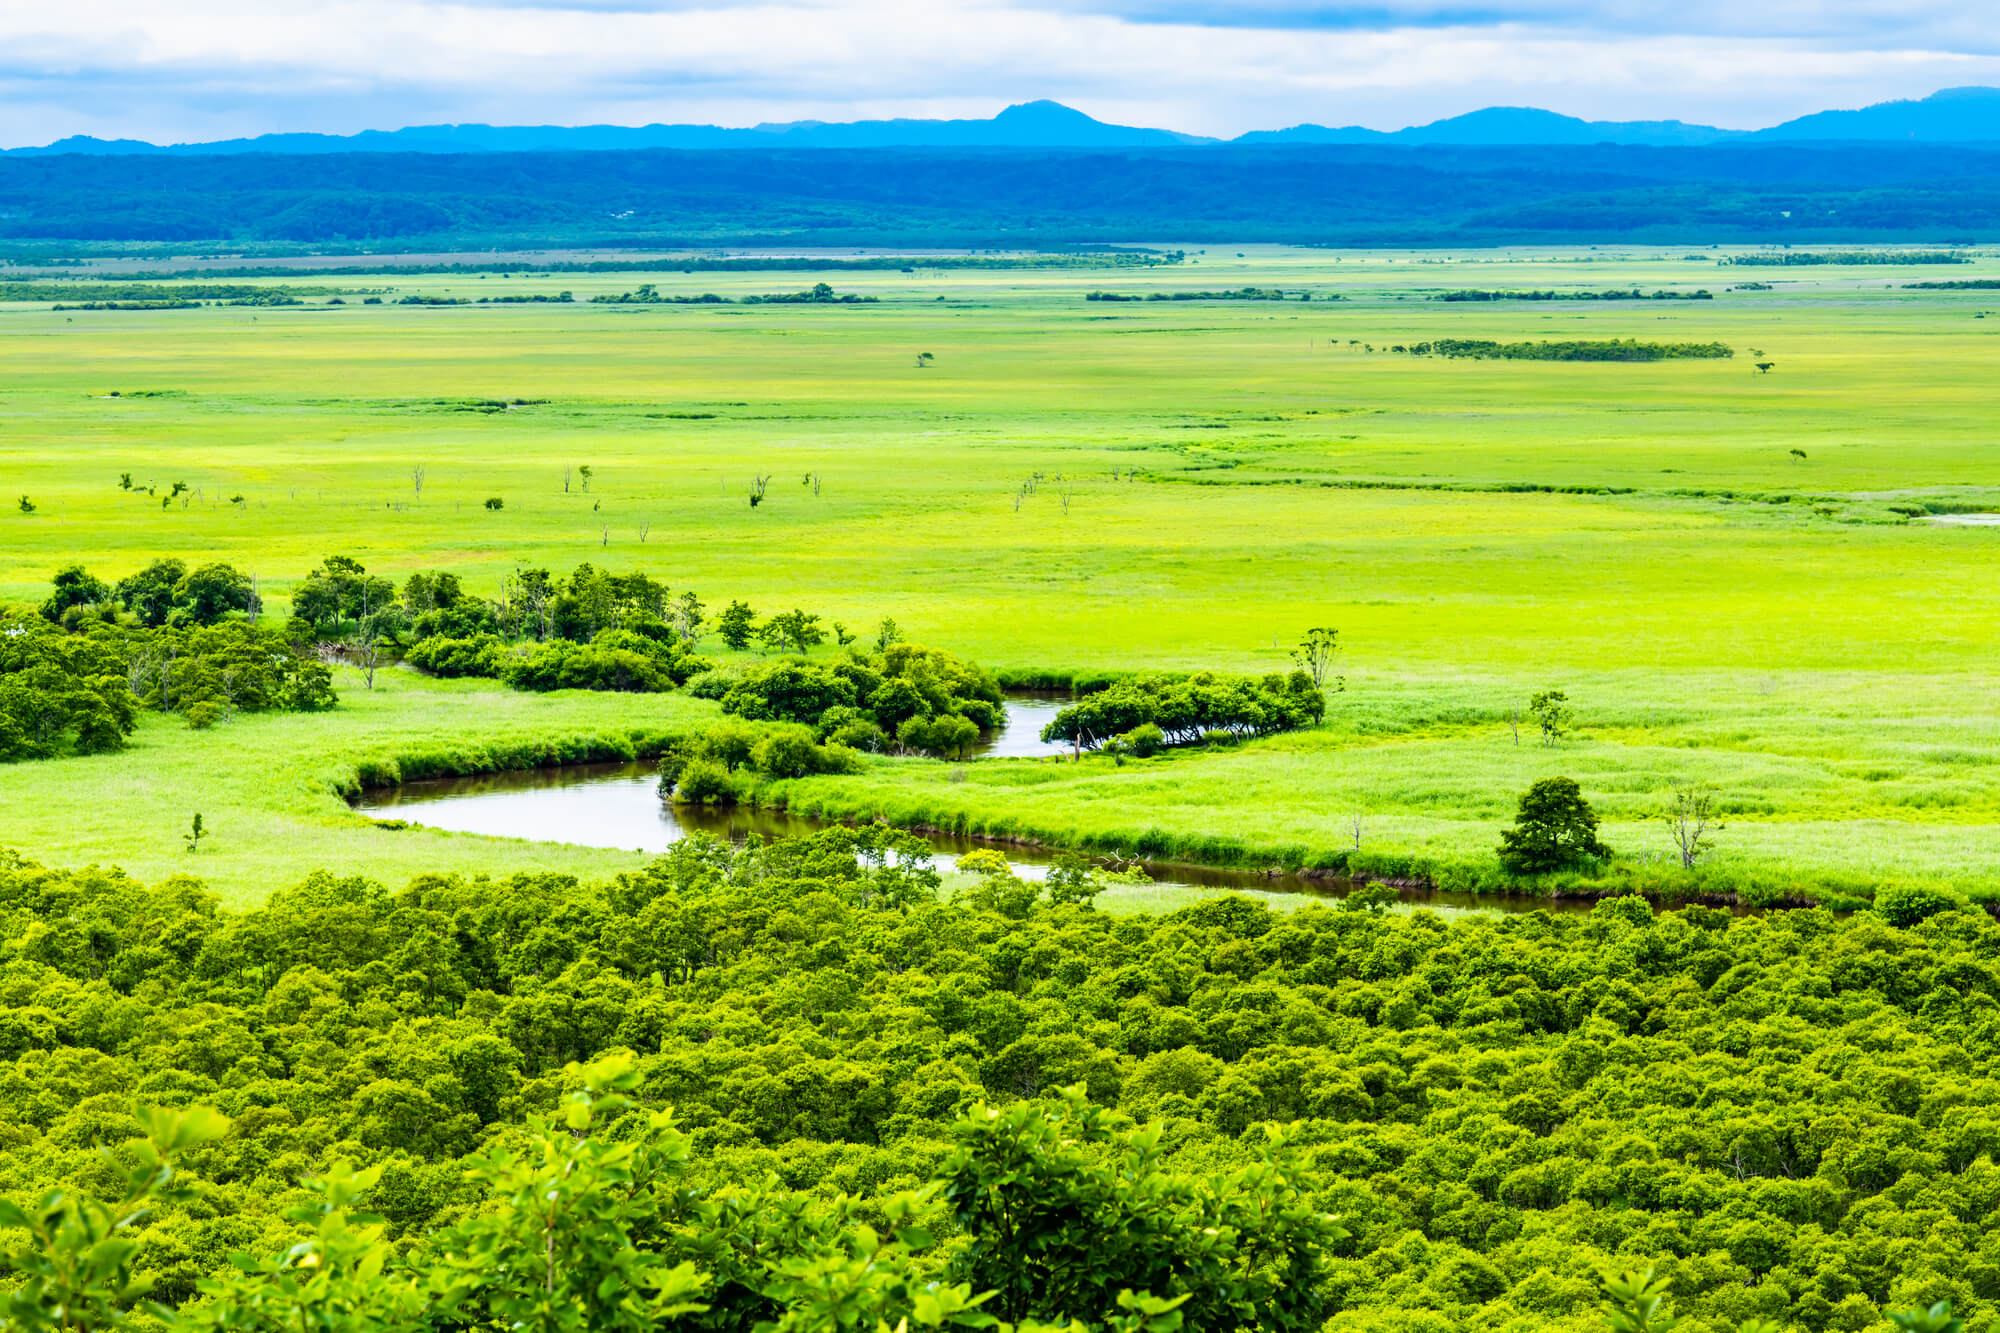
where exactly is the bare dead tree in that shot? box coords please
[411,465,426,496]
[562,465,573,493]
[600,525,609,547]
[639,521,650,542]
[1055,479,1074,517]
[1509,708,1521,746]
[343,629,385,691]
[1664,782,1723,869]
[749,474,771,507]
[126,641,165,701]
[812,473,822,497]
[1350,813,1363,851]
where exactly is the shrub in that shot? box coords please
[721,662,856,724]
[697,718,763,770]
[483,497,504,510]
[500,641,669,693]
[1876,883,1964,927]
[1124,722,1165,757]
[753,727,827,780]
[683,669,738,700]
[183,701,223,730]
[406,633,507,678]
[828,720,888,752]
[900,714,980,760]
[670,757,735,804]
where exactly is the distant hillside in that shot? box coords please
[7,101,1213,157]
[13,88,2000,159]
[1240,107,1743,148]
[1761,87,2000,142]
[3,141,1998,249]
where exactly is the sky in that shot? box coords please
[2,0,1998,147]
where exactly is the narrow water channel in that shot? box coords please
[353,760,1588,916]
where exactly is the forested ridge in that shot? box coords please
[5,143,2000,246]
[0,830,1995,1331]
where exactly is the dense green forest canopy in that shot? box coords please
[0,833,1993,1331]
[4,143,2000,247]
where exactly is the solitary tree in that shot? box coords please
[1528,690,1572,748]
[749,475,771,508]
[184,812,207,853]
[1663,782,1723,869]
[875,617,904,652]
[1291,627,1346,693]
[717,600,756,651]
[17,496,34,514]
[1497,776,1610,875]
[578,465,593,492]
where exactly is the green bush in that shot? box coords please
[1876,882,1965,927]
[753,727,827,779]
[670,756,735,804]
[1124,722,1165,757]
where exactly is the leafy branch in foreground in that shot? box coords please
[0,1105,228,1333]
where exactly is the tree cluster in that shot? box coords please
[701,642,1003,758]
[591,282,877,305]
[393,562,712,694]
[1,600,335,759]
[1040,672,1325,753]
[0,838,1994,1330]
[1084,289,1312,302]
[1394,339,1735,361]
[43,559,257,631]
[1431,289,1713,302]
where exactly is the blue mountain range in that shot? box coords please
[12,87,2000,156]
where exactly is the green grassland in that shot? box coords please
[1,245,1996,903]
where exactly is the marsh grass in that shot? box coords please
[4,246,1999,902]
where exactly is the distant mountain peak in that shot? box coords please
[996,100,1092,121]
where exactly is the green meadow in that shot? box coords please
[2,245,1996,904]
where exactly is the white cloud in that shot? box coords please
[0,0,1996,144]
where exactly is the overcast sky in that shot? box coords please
[3,0,1998,146]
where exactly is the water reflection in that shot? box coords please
[354,760,1588,915]
[974,692,1073,759]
